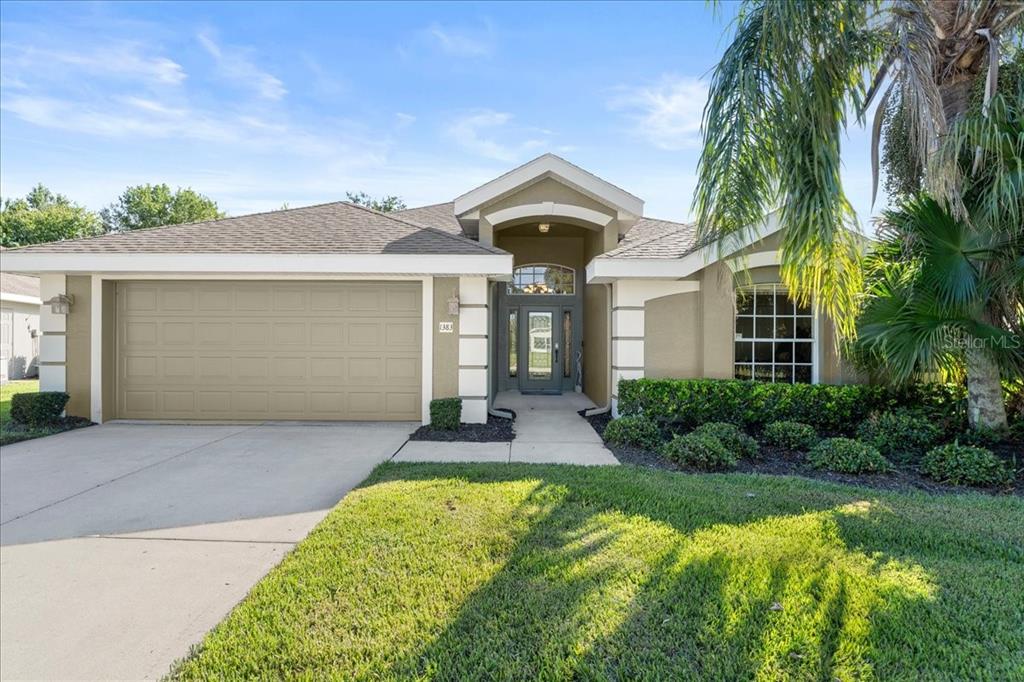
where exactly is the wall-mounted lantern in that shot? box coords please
[447,290,460,316]
[44,293,74,315]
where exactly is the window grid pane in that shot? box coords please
[734,283,814,384]
[508,264,575,295]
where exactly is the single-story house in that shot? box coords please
[0,260,41,381]
[2,154,853,424]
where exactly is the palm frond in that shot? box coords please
[694,0,883,338]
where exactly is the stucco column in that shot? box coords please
[457,276,489,423]
[38,274,67,393]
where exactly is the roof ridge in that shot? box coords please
[394,201,454,212]
[606,223,696,258]
[452,153,643,206]
[341,201,504,255]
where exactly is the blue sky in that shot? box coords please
[1,1,880,227]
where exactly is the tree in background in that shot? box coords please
[345,191,407,213]
[695,0,1022,430]
[0,184,102,247]
[101,184,224,232]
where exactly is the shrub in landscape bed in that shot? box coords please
[602,416,662,451]
[763,420,818,451]
[429,398,461,430]
[921,443,1013,487]
[807,438,891,474]
[616,378,965,435]
[856,410,942,463]
[10,392,69,427]
[692,422,759,459]
[659,432,737,471]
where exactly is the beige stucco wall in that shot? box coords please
[433,276,460,399]
[644,292,700,378]
[583,228,609,404]
[583,282,609,405]
[493,230,586,272]
[699,262,736,379]
[64,275,91,419]
[485,177,615,219]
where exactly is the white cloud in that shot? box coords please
[1,92,385,161]
[424,21,493,58]
[395,112,416,129]
[197,30,286,100]
[445,110,546,162]
[2,42,186,87]
[608,75,708,150]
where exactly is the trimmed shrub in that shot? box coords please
[763,420,818,451]
[10,392,69,427]
[857,411,942,463]
[807,438,891,474]
[603,416,662,451]
[617,378,966,436]
[692,422,759,459]
[921,443,1013,487]
[429,398,461,430]
[659,433,737,471]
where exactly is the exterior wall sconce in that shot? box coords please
[538,223,550,233]
[447,291,460,316]
[44,293,74,315]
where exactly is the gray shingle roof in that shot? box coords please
[0,271,40,298]
[393,202,462,235]
[602,217,698,259]
[6,202,504,256]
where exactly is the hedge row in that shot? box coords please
[617,378,966,436]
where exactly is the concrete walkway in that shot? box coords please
[393,392,618,465]
[0,422,410,681]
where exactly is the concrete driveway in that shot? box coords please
[0,422,411,680]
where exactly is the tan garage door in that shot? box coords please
[116,281,421,421]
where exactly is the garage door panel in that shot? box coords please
[116,281,421,420]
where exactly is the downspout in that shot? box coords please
[584,282,613,417]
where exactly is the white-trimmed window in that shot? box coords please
[734,284,814,383]
[508,264,575,295]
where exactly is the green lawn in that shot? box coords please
[171,464,1024,681]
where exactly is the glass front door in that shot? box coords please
[519,307,560,393]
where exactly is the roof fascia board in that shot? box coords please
[1,252,514,277]
[0,292,42,305]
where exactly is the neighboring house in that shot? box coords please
[0,259,41,381]
[3,154,854,424]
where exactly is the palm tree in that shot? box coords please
[694,0,1023,429]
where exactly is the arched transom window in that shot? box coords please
[508,264,575,295]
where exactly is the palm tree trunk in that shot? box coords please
[965,342,1008,430]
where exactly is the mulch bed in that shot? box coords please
[583,412,1022,496]
[409,413,516,442]
[0,416,94,446]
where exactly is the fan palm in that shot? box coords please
[695,0,1023,429]
[857,196,1023,428]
